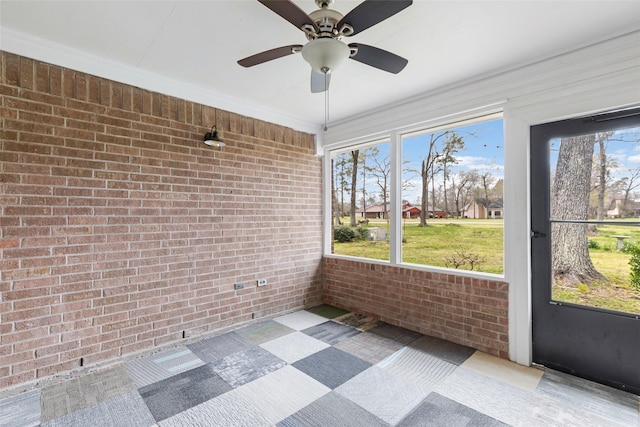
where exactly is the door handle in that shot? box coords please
[531,230,546,238]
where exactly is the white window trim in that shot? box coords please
[323,111,506,282]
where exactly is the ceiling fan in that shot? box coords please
[238,0,413,93]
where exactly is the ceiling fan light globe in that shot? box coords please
[301,38,350,73]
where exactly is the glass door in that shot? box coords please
[530,108,640,395]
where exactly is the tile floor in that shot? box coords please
[1,305,638,426]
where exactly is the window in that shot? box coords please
[401,117,504,274]
[330,115,504,275]
[331,141,391,261]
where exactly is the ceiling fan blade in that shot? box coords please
[311,70,331,93]
[338,0,412,36]
[258,0,317,31]
[348,43,408,74]
[238,45,303,67]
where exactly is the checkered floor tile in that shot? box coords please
[1,307,637,427]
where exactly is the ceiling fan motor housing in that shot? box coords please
[315,0,334,8]
[308,8,347,39]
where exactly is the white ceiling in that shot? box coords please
[1,1,639,132]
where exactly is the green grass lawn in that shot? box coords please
[334,218,640,314]
[334,218,504,274]
[552,222,640,314]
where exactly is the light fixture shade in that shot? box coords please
[301,38,350,73]
[203,126,225,147]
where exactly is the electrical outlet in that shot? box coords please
[257,278,267,287]
[234,282,245,290]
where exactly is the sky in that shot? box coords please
[335,119,640,207]
[401,118,504,204]
[334,118,505,206]
[549,126,640,184]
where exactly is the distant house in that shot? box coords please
[402,203,446,219]
[462,198,504,219]
[607,199,640,218]
[356,202,446,219]
[487,201,504,219]
[402,203,421,219]
[356,203,389,219]
[427,207,447,219]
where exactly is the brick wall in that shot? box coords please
[323,258,509,358]
[0,51,323,391]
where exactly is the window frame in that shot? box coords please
[324,111,505,280]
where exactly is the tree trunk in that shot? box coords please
[350,150,359,227]
[596,136,606,220]
[332,159,341,226]
[361,154,367,220]
[443,165,449,217]
[623,189,631,217]
[382,177,388,220]
[430,167,436,219]
[551,135,606,284]
[420,160,428,226]
[339,160,345,217]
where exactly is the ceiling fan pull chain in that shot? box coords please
[324,69,329,131]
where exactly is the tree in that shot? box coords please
[331,159,341,226]
[420,157,430,225]
[621,167,640,217]
[419,131,449,226]
[479,170,496,202]
[430,155,442,219]
[438,132,465,216]
[356,148,374,223]
[552,135,605,284]
[368,147,391,219]
[451,171,473,217]
[334,153,350,217]
[349,150,359,226]
[590,132,616,220]
[491,179,504,201]
[596,135,607,220]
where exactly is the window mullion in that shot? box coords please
[390,131,402,264]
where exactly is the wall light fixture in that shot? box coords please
[203,125,225,147]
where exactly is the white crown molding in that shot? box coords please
[0,27,323,143]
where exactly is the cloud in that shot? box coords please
[402,177,422,190]
[452,156,504,172]
[455,155,488,167]
[610,149,628,162]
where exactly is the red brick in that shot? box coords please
[0,52,322,392]
[21,88,65,108]
[75,73,88,101]
[34,340,79,358]
[3,52,20,85]
[18,57,35,89]
[0,371,38,389]
[49,65,63,96]
[61,68,75,98]
[14,334,60,354]
[324,258,508,359]
[62,290,102,303]
[36,358,79,378]
[13,294,61,310]
[100,335,135,351]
